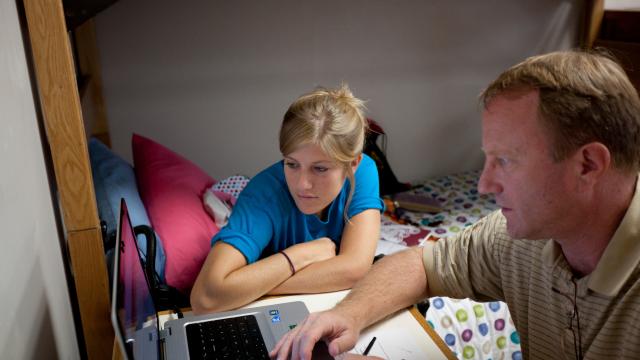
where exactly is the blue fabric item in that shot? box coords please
[88,138,166,281]
[212,154,384,264]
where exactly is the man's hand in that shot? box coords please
[270,308,360,360]
[270,246,428,359]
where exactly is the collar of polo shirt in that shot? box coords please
[542,174,640,297]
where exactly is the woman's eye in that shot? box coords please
[285,162,299,169]
[314,166,328,173]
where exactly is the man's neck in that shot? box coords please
[560,234,612,278]
[558,174,637,277]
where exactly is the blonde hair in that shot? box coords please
[279,84,368,218]
[481,49,640,172]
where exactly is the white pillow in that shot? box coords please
[203,189,232,228]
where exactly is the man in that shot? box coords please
[270,50,640,360]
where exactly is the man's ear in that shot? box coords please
[576,142,611,183]
[351,154,363,173]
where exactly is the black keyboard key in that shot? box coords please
[186,315,270,359]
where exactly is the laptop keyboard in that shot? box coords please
[185,315,270,359]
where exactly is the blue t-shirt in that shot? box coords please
[212,154,384,264]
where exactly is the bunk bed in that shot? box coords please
[22,0,115,358]
[21,0,608,358]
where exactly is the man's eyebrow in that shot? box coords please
[481,147,496,155]
[482,146,516,155]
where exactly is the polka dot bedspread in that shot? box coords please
[398,170,499,241]
[426,297,521,360]
[378,170,521,360]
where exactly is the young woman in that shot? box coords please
[190,85,383,313]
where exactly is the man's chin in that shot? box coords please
[504,218,525,239]
[505,226,521,239]
[505,224,547,240]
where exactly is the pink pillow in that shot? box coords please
[133,134,218,293]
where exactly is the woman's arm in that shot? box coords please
[190,208,380,314]
[268,208,381,295]
[190,237,336,314]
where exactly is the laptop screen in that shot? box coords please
[112,198,161,359]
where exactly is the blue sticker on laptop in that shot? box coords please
[271,315,281,323]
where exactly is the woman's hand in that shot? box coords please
[284,237,336,271]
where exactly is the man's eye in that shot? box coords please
[497,158,509,166]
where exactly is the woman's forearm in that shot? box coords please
[268,252,372,294]
[268,210,382,294]
[191,248,298,313]
[191,238,338,313]
[191,209,379,313]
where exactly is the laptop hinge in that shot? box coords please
[159,328,170,341]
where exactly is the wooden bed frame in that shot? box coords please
[23,0,113,358]
[20,0,604,358]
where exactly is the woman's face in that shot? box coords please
[283,143,348,218]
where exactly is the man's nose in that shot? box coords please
[478,163,502,195]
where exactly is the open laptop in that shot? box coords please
[111,198,333,359]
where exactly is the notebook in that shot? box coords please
[111,198,332,359]
[392,191,442,213]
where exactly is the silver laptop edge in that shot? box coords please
[111,198,312,359]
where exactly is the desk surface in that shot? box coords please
[114,291,456,360]
[408,306,457,359]
[243,290,456,359]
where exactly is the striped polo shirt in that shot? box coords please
[423,177,640,359]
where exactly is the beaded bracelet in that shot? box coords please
[280,251,296,275]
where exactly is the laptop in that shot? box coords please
[111,198,333,359]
